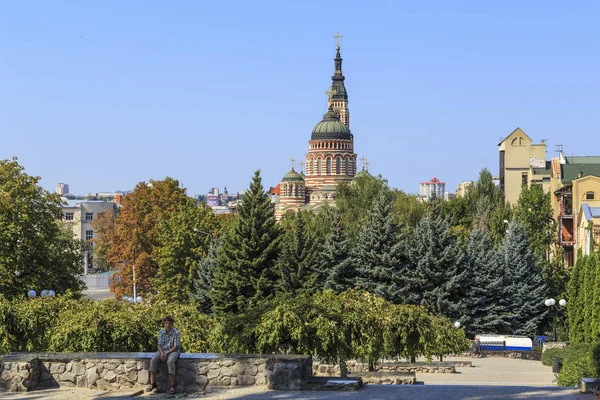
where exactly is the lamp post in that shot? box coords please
[544,298,567,342]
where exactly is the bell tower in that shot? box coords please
[329,32,350,129]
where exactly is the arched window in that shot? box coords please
[326,157,332,174]
[336,157,341,174]
[293,185,298,197]
[317,158,322,175]
[309,159,314,175]
[345,157,350,175]
[586,191,595,200]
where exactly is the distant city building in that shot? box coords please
[61,198,119,274]
[419,177,445,201]
[56,183,69,195]
[207,188,220,207]
[455,181,472,198]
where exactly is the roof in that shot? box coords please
[269,184,281,195]
[311,107,351,141]
[561,164,600,184]
[498,127,532,146]
[281,169,304,182]
[565,156,600,165]
[581,204,600,222]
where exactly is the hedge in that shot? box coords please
[556,343,600,386]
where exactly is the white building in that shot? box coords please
[419,177,446,201]
[61,199,119,274]
[56,183,70,195]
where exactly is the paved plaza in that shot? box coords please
[0,356,596,400]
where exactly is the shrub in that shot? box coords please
[556,343,600,386]
[541,347,566,366]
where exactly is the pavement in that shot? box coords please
[82,289,114,300]
[0,356,596,400]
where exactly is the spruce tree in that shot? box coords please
[354,186,408,304]
[191,239,220,314]
[405,215,469,321]
[322,210,355,293]
[583,254,597,342]
[209,171,281,316]
[498,221,547,335]
[464,230,510,335]
[277,210,323,295]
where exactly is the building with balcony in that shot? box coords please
[61,199,119,274]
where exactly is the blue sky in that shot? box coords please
[2,1,600,196]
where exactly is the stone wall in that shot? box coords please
[313,360,456,376]
[542,342,569,352]
[0,353,312,393]
[461,350,542,361]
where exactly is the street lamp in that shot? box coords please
[454,321,461,328]
[544,298,567,342]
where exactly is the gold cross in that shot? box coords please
[290,157,296,170]
[325,87,337,104]
[333,31,343,50]
[365,158,370,171]
[299,161,305,173]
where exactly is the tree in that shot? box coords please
[567,254,586,342]
[0,157,86,298]
[102,177,189,298]
[153,200,217,304]
[514,184,554,261]
[277,210,324,295]
[392,190,427,230]
[335,173,387,240]
[498,221,547,335]
[322,210,355,293]
[463,230,510,335]
[405,215,469,321]
[210,170,281,316]
[191,239,221,314]
[91,209,116,272]
[353,186,409,304]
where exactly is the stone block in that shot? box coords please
[221,366,234,377]
[255,373,265,385]
[85,362,96,369]
[137,369,149,384]
[125,361,137,370]
[60,371,76,383]
[66,362,73,372]
[194,375,208,389]
[103,371,116,383]
[96,364,104,374]
[72,362,86,376]
[241,375,255,386]
[207,369,220,379]
[76,376,87,388]
[198,365,210,375]
[50,364,65,374]
[127,370,138,382]
[245,364,258,376]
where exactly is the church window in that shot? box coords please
[309,159,314,175]
[326,157,332,174]
[336,157,341,174]
[293,185,298,197]
[317,158,322,175]
[345,158,350,175]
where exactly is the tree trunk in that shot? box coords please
[340,360,348,377]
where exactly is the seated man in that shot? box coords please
[147,316,181,394]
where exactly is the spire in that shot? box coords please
[330,32,347,100]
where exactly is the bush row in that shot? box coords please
[541,343,600,386]
[0,290,470,368]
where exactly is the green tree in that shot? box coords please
[567,254,586,342]
[153,200,217,304]
[464,230,510,335]
[335,173,387,240]
[0,157,86,298]
[354,186,409,304]
[322,210,355,293]
[392,190,427,230]
[191,239,221,314]
[405,216,469,321]
[514,184,554,261]
[210,170,281,316]
[498,221,547,335]
[277,210,324,295]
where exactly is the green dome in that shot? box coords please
[311,108,351,141]
[282,169,304,182]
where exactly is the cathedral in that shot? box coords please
[274,35,358,220]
